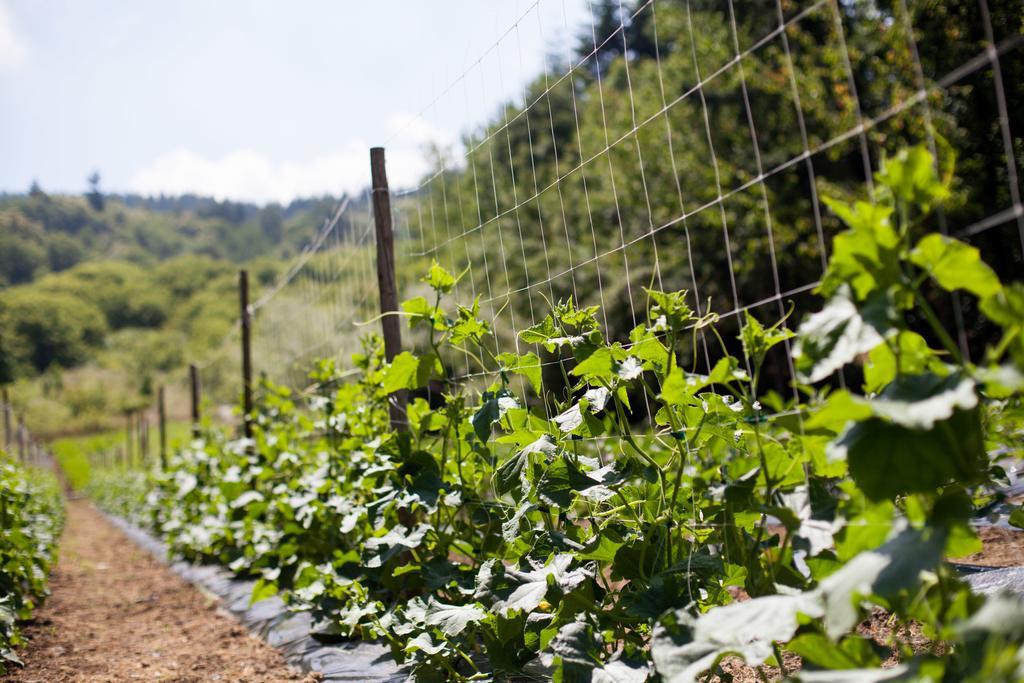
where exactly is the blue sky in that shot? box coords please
[0,0,589,203]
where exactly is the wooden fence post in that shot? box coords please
[125,411,134,468]
[139,412,148,464]
[239,269,254,440]
[370,147,407,431]
[189,364,201,439]
[17,416,25,462]
[158,386,167,469]
[2,388,10,451]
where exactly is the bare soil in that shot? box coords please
[953,526,1024,567]
[2,500,318,683]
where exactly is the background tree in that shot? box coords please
[85,171,105,212]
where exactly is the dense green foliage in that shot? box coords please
[0,458,64,673]
[94,150,1024,681]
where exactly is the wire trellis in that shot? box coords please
[196,0,1021,421]
[388,0,1023,403]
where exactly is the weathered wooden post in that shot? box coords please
[125,410,134,468]
[239,269,254,440]
[1,387,11,451]
[17,416,26,462]
[138,411,146,464]
[158,386,168,469]
[189,363,201,439]
[370,147,407,431]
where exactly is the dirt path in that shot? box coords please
[3,500,317,683]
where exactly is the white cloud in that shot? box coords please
[128,114,455,204]
[0,1,27,71]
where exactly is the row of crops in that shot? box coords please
[0,457,63,673]
[89,148,1024,681]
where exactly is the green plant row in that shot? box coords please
[0,456,64,673]
[95,147,1024,681]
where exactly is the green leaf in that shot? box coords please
[250,578,278,605]
[449,299,490,344]
[423,260,457,293]
[863,331,938,393]
[645,288,693,329]
[380,352,440,394]
[496,555,590,616]
[793,291,887,383]
[804,390,872,433]
[1009,506,1024,530]
[537,458,573,508]
[981,283,1024,365]
[423,598,487,637]
[555,299,601,330]
[578,534,624,563]
[502,501,535,542]
[571,346,614,381]
[548,620,600,681]
[472,390,518,442]
[835,502,894,562]
[628,325,669,370]
[497,352,543,393]
[381,352,419,393]
[956,593,1024,639]
[495,438,549,497]
[364,523,432,568]
[875,145,949,211]
[818,526,946,638]
[592,660,651,683]
[794,665,913,682]
[651,593,825,682]
[831,407,985,501]
[910,234,1001,299]
[863,373,978,430]
[740,310,794,369]
[819,197,899,300]
[401,296,444,330]
[520,315,559,347]
[787,633,879,670]
[651,525,942,682]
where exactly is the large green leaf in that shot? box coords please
[786,633,880,670]
[381,352,439,393]
[875,145,949,211]
[472,390,518,442]
[866,373,977,429]
[571,346,614,382]
[364,523,432,568]
[910,234,1001,299]
[496,555,591,615]
[818,198,899,300]
[833,408,984,501]
[423,598,488,637]
[862,331,939,393]
[496,351,543,393]
[651,593,825,683]
[793,292,887,383]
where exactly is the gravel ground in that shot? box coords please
[2,500,318,683]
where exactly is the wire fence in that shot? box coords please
[186,0,1021,429]
[1,391,55,470]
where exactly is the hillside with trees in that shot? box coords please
[0,185,346,434]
